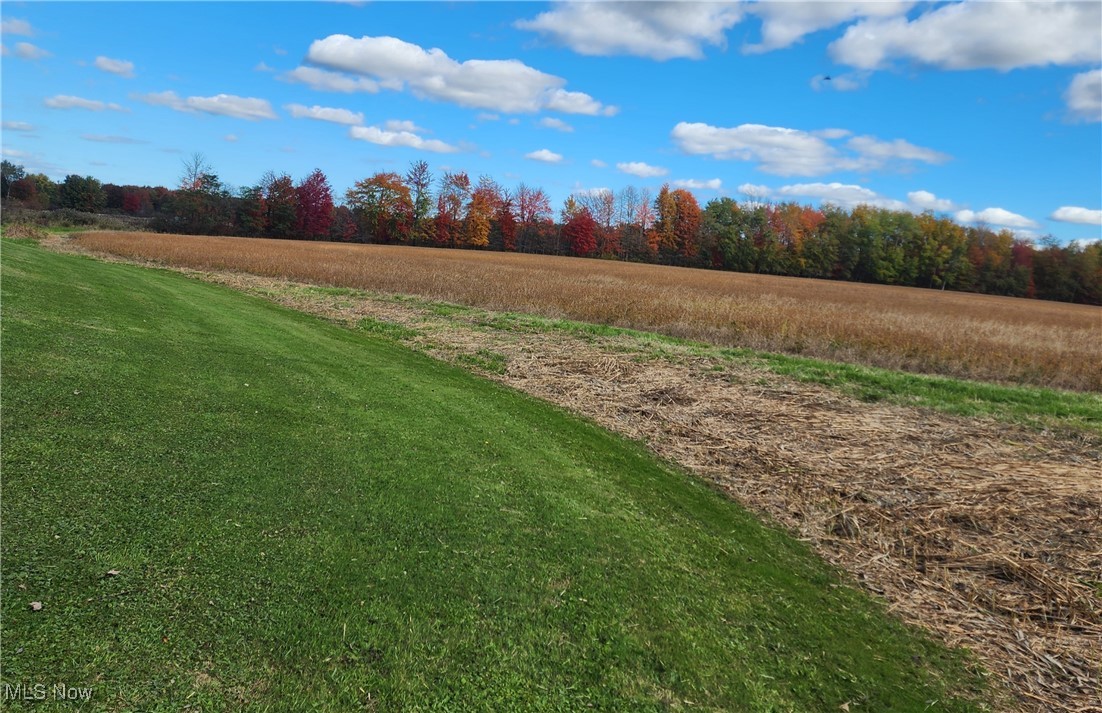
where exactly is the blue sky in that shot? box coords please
[2,1,1100,242]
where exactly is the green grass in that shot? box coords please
[2,240,992,711]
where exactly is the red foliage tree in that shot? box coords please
[563,206,598,257]
[296,168,334,240]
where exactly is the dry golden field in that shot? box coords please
[75,232,1102,391]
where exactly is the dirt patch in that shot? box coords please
[48,236,1102,711]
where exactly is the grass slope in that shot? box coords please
[2,240,989,711]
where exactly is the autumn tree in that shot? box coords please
[463,176,500,249]
[563,204,598,257]
[296,168,334,240]
[514,182,553,253]
[434,171,470,247]
[346,172,413,243]
[259,172,298,239]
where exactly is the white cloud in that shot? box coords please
[517,2,744,60]
[1,18,33,36]
[738,183,772,200]
[80,134,147,144]
[255,61,275,73]
[1050,206,1102,226]
[847,135,951,166]
[2,121,35,132]
[776,182,907,210]
[224,134,239,143]
[671,121,948,176]
[135,91,277,121]
[476,113,500,122]
[285,103,364,126]
[305,34,616,115]
[12,42,49,60]
[672,122,840,176]
[349,125,458,153]
[907,190,956,212]
[590,159,607,168]
[525,148,563,163]
[280,66,379,93]
[44,95,128,112]
[383,119,424,133]
[673,178,723,191]
[539,117,573,133]
[955,207,1039,229]
[2,147,31,159]
[617,161,668,178]
[830,1,1102,71]
[94,56,135,78]
[1065,69,1102,123]
[746,2,912,54]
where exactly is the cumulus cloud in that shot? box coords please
[671,121,948,176]
[830,1,1102,71]
[955,207,1039,229]
[1064,69,1102,123]
[847,135,951,166]
[538,117,573,133]
[746,1,912,54]
[10,42,49,60]
[45,95,128,112]
[2,121,35,132]
[517,2,744,60]
[224,134,239,143]
[1050,206,1102,226]
[776,182,907,210]
[590,159,607,168]
[285,103,364,126]
[280,66,379,93]
[135,91,277,121]
[349,125,458,153]
[384,119,424,133]
[80,134,148,144]
[673,178,723,191]
[305,34,616,115]
[525,148,564,163]
[738,183,772,201]
[907,190,956,212]
[1,18,33,35]
[617,161,668,178]
[94,56,135,78]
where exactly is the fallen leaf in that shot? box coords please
[30,601,43,612]
[106,569,121,577]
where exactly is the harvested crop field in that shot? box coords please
[74,232,1102,392]
[53,233,1102,710]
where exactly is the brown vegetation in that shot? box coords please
[74,232,1102,391]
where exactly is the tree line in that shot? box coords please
[2,157,1099,305]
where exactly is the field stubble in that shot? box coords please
[73,232,1102,392]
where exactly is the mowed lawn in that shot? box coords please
[2,240,989,711]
